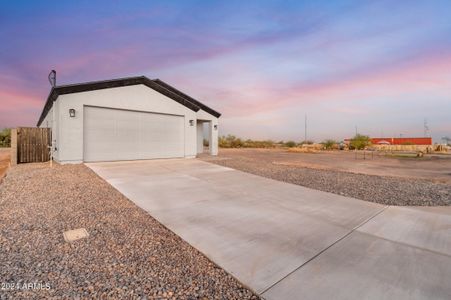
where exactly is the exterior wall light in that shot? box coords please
[69,109,76,118]
[189,120,194,126]
[214,125,218,130]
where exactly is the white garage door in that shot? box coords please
[84,106,184,162]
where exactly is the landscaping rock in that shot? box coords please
[202,150,451,206]
[0,163,259,299]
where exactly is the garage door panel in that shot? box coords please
[84,106,184,162]
[140,114,184,155]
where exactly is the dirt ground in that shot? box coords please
[201,148,451,206]
[0,148,10,180]
[217,148,451,184]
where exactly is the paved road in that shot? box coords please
[87,159,451,300]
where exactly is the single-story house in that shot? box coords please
[37,76,221,163]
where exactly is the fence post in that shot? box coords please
[10,128,17,165]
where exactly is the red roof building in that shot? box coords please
[370,137,432,145]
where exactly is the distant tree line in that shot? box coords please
[219,135,337,149]
[219,133,375,150]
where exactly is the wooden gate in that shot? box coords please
[16,127,51,163]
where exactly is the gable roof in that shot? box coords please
[36,76,221,126]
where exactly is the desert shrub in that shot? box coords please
[219,135,275,148]
[299,140,314,145]
[243,139,275,148]
[322,139,337,150]
[0,128,11,147]
[284,141,296,148]
[218,136,226,148]
[219,135,243,148]
[401,141,414,145]
[218,135,229,148]
[349,134,371,150]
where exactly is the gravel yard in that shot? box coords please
[0,148,10,181]
[201,149,451,206]
[0,163,259,299]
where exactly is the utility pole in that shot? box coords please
[424,118,429,137]
[304,114,307,142]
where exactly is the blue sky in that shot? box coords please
[1,0,450,142]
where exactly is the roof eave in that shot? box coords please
[36,76,221,127]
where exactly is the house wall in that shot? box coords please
[39,107,53,129]
[45,84,218,163]
[38,102,61,161]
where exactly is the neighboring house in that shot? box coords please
[37,76,221,163]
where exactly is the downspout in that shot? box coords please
[48,70,56,167]
[50,95,55,167]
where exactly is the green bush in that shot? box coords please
[322,139,337,150]
[0,128,11,148]
[299,140,314,145]
[284,141,296,148]
[350,134,371,150]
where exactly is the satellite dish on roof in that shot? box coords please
[48,70,56,87]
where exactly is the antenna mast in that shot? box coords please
[48,70,56,87]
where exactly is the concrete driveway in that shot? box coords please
[87,159,451,300]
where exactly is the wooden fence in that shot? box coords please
[15,127,51,163]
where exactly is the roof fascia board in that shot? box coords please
[37,76,207,126]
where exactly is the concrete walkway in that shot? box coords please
[87,159,451,300]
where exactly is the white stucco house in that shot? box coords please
[37,76,221,163]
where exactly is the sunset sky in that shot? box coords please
[1,1,450,142]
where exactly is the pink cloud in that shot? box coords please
[201,51,451,117]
